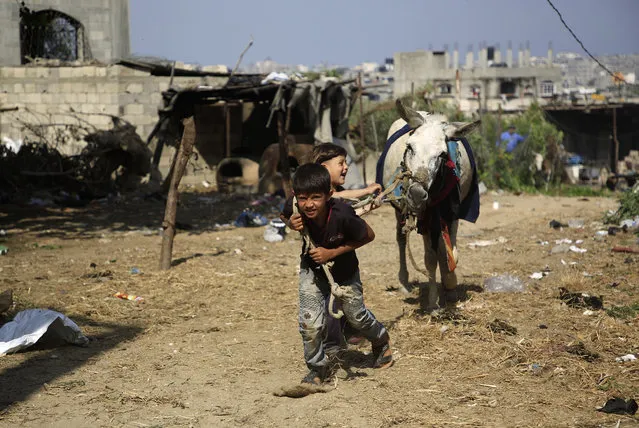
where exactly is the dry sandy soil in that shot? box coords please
[0,191,638,428]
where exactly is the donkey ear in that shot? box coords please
[445,120,481,138]
[396,98,425,129]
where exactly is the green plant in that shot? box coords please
[606,302,639,319]
[604,183,639,225]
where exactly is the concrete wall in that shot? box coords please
[0,0,130,65]
[0,64,229,182]
[394,50,563,113]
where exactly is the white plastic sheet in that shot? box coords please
[0,309,88,356]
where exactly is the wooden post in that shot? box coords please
[358,72,367,184]
[159,117,196,270]
[370,114,379,151]
[612,107,619,174]
[277,102,293,198]
[225,102,232,158]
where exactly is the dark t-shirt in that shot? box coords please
[282,197,369,283]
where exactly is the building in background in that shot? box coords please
[393,42,563,113]
[0,0,130,66]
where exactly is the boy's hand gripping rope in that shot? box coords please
[292,197,353,319]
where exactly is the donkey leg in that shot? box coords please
[439,220,459,307]
[420,232,440,313]
[395,210,410,292]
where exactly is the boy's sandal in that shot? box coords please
[372,342,393,369]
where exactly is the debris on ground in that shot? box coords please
[615,353,637,363]
[0,120,156,203]
[596,398,638,415]
[81,270,113,280]
[558,287,603,310]
[273,383,331,398]
[213,223,235,231]
[264,219,287,243]
[565,342,599,362]
[569,245,587,253]
[0,289,13,314]
[0,245,7,255]
[483,274,526,293]
[549,219,568,229]
[611,246,639,254]
[468,237,508,248]
[487,319,517,335]
[114,292,144,303]
[0,309,89,355]
[567,219,584,229]
[234,210,268,227]
[130,267,141,275]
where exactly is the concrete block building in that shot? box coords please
[394,42,563,113]
[0,0,130,66]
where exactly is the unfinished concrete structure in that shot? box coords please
[0,0,130,65]
[394,42,563,113]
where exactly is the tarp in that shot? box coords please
[0,309,88,355]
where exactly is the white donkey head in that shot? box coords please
[395,99,479,211]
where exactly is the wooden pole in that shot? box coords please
[358,72,367,184]
[277,98,293,198]
[159,117,196,270]
[612,107,619,174]
[370,114,379,151]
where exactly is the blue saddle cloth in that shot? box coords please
[448,137,480,224]
[375,124,411,187]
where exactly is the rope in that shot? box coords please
[350,170,412,216]
[292,197,353,319]
[402,216,430,277]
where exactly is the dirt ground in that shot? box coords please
[0,190,638,428]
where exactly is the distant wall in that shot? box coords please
[393,50,563,113]
[0,0,131,65]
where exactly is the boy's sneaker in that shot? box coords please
[371,341,393,369]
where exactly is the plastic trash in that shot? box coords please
[620,217,639,231]
[114,292,144,303]
[263,219,287,243]
[567,219,584,229]
[615,354,637,363]
[130,267,141,274]
[264,226,283,242]
[549,219,567,229]
[0,309,89,355]
[569,245,587,253]
[492,201,500,210]
[529,272,544,280]
[596,398,638,415]
[0,245,7,255]
[234,210,268,227]
[483,274,526,293]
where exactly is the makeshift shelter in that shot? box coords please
[146,70,361,193]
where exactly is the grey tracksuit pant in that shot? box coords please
[298,261,388,371]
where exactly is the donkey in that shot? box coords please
[380,99,480,312]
